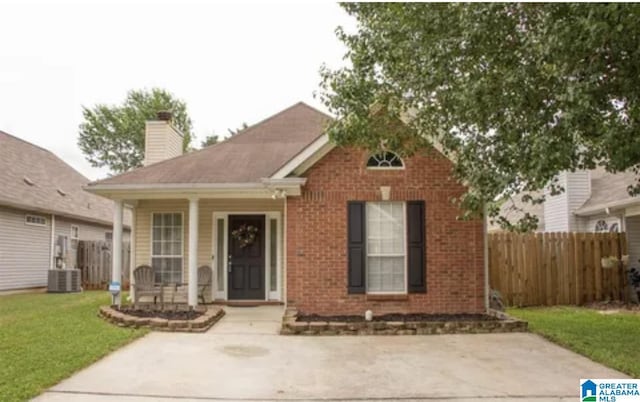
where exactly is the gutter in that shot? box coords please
[574,198,640,217]
[0,200,128,229]
[84,178,307,197]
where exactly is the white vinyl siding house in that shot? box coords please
[0,130,131,291]
[0,206,51,291]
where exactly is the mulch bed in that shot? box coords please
[297,313,498,323]
[115,307,204,320]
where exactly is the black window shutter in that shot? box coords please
[347,201,366,294]
[407,200,426,293]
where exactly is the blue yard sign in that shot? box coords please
[108,281,121,296]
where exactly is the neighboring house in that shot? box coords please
[492,169,640,269]
[0,131,130,291]
[86,103,484,315]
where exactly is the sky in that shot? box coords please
[0,1,356,180]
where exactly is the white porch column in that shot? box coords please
[112,199,124,307]
[129,206,136,302]
[188,197,199,307]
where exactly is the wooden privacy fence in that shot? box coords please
[77,240,131,290]
[489,232,628,306]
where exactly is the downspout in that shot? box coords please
[50,214,56,270]
[483,204,490,311]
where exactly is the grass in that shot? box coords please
[0,291,147,401]
[508,306,640,377]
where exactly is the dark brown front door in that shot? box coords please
[228,215,265,300]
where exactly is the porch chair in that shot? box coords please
[198,265,213,304]
[132,265,163,308]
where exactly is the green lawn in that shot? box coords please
[508,306,640,377]
[0,291,147,401]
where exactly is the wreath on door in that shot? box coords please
[231,224,259,248]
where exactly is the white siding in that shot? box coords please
[0,206,51,290]
[133,198,284,282]
[626,216,640,270]
[544,171,591,232]
[144,121,183,166]
[566,171,591,230]
[544,172,569,231]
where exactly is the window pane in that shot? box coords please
[366,202,405,292]
[367,256,404,292]
[152,257,182,284]
[152,213,183,257]
[270,219,277,292]
[216,219,224,291]
[174,214,182,226]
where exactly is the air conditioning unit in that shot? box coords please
[47,269,81,293]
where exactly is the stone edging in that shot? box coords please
[280,308,527,335]
[99,306,225,333]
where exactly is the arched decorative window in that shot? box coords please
[366,151,404,169]
[594,220,608,232]
[609,223,619,233]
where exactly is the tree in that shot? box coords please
[320,3,640,231]
[201,133,219,148]
[78,88,194,173]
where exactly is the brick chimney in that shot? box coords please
[144,111,184,166]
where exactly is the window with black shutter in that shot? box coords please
[347,200,426,294]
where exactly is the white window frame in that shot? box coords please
[70,225,79,240]
[69,224,80,253]
[212,211,282,301]
[365,201,408,295]
[150,212,185,283]
[25,214,46,227]
[366,151,405,170]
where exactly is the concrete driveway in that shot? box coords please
[35,306,625,402]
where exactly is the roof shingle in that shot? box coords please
[90,102,332,186]
[0,131,126,225]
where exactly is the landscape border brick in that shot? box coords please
[99,305,225,333]
[280,308,527,335]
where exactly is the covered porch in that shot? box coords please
[109,194,291,308]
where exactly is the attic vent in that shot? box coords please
[57,188,67,196]
[23,176,35,186]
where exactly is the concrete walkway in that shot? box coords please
[35,306,626,401]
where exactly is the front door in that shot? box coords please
[228,215,265,300]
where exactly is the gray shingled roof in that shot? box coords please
[576,168,640,214]
[0,131,128,226]
[89,102,332,187]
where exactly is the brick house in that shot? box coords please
[86,102,486,315]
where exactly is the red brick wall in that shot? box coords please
[285,147,485,316]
